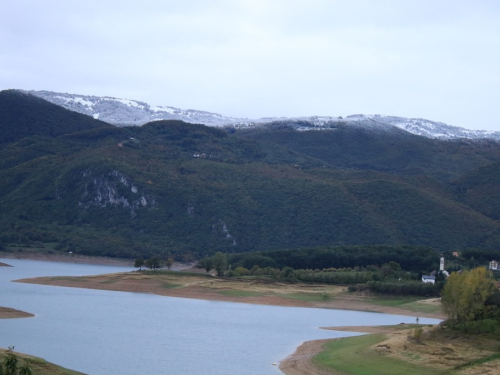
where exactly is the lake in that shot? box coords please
[0,259,440,374]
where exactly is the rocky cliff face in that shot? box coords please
[78,169,155,218]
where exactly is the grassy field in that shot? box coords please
[314,333,445,375]
[0,349,84,375]
[313,324,500,375]
[365,296,442,314]
[218,290,265,297]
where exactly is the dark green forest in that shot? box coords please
[1,90,500,263]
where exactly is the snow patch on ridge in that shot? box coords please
[25,90,500,141]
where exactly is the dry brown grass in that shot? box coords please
[371,326,500,374]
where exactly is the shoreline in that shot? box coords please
[280,339,339,375]
[15,272,445,319]
[279,325,432,375]
[0,250,135,267]
[3,254,444,374]
[0,252,443,317]
[0,306,34,319]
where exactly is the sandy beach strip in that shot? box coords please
[0,306,34,319]
[280,338,343,375]
[14,272,445,319]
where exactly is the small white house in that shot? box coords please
[422,275,436,284]
[489,260,499,270]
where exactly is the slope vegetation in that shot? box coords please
[1,92,500,260]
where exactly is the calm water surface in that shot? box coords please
[0,259,440,374]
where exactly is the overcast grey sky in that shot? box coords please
[1,0,500,131]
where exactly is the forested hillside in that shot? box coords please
[0,90,111,144]
[1,91,500,260]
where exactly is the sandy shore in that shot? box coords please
[280,339,341,375]
[0,306,34,319]
[1,259,34,318]
[15,272,444,319]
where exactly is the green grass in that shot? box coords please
[161,282,181,289]
[141,270,214,278]
[365,296,442,314]
[365,296,422,307]
[455,352,500,370]
[402,301,442,314]
[402,352,421,361]
[51,276,88,282]
[0,349,84,375]
[313,333,447,375]
[218,290,264,297]
[282,292,331,302]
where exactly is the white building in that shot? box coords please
[422,275,436,284]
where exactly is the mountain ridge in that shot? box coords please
[25,89,500,141]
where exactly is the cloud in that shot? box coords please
[1,0,500,130]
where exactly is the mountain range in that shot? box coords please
[1,89,500,261]
[26,90,500,141]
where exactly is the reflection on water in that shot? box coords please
[0,259,440,375]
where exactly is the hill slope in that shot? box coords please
[1,91,500,259]
[0,90,111,145]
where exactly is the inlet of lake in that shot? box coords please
[0,259,440,374]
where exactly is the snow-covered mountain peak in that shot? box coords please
[24,90,500,141]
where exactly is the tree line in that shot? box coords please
[134,256,174,270]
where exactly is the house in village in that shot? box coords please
[489,260,499,270]
[422,256,448,284]
[422,275,436,284]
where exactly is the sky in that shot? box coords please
[1,0,500,131]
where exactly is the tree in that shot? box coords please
[200,258,212,273]
[0,347,32,375]
[18,361,32,375]
[441,272,462,328]
[441,267,497,331]
[165,257,174,270]
[145,257,161,270]
[280,266,296,280]
[212,252,228,277]
[3,347,18,375]
[134,257,144,270]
